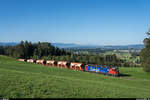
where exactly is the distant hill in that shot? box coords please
[51,43,102,49]
[0,42,18,46]
[0,42,144,49]
[60,44,145,50]
[101,44,145,50]
[52,43,144,50]
[51,43,78,48]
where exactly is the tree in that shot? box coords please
[0,46,4,55]
[140,28,150,72]
[146,28,150,36]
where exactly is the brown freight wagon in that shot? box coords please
[70,62,83,71]
[27,59,36,63]
[46,60,55,66]
[36,59,45,65]
[57,61,68,68]
[18,59,26,62]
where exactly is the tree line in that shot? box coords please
[0,41,71,59]
[0,41,140,67]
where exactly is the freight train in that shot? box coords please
[18,59,120,76]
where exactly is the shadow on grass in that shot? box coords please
[84,71,131,77]
[119,73,131,77]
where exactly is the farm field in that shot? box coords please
[104,51,140,63]
[0,55,150,98]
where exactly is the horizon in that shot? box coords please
[0,0,149,45]
[0,41,144,46]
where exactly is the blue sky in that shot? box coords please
[0,0,150,45]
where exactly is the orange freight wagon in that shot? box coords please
[46,60,55,66]
[36,59,45,65]
[27,59,36,63]
[70,62,83,71]
[18,59,26,62]
[57,61,67,68]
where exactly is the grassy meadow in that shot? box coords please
[0,55,150,98]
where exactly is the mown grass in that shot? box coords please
[0,55,150,98]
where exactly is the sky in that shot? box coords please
[0,0,150,45]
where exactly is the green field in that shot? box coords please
[0,55,150,98]
[105,51,140,63]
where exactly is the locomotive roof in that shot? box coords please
[86,64,118,68]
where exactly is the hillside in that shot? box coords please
[0,55,150,98]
